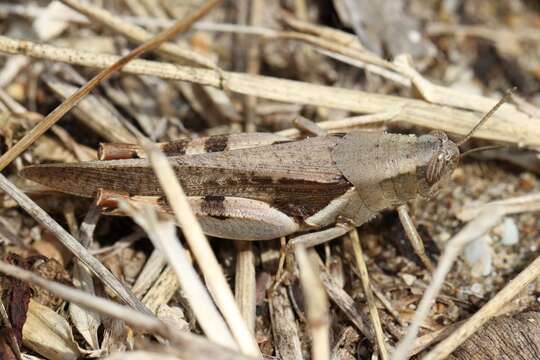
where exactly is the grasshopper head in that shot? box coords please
[422,130,459,197]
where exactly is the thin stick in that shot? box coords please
[295,245,330,360]
[391,210,504,360]
[0,261,255,360]
[456,192,540,221]
[142,142,261,357]
[0,0,223,171]
[277,110,399,138]
[0,173,149,314]
[1,37,537,147]
[235,242,256,333]
[60,0,216,68]
[350,230,389,360]
[120,201,237,350]
[423,255,540,360]
[292,117,328,136]
[311,252,375,343]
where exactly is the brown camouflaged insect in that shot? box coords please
[21,94,509,247]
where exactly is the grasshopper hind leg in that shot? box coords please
[100,193,300,240]
[100,193,301,241]
[189,196,300,240]
[190,196,301,240]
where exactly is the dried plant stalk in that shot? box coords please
[0,261,255,360]
[235,242,256,332]
[120,201,237,350]
[142,142,260,356]
[349,230,389,360]
[0,0,223,171]
[1,36,538,148]
[0,174,148,314]
[392,210,504,360]
[295,246,330,360]
[423,255,540,360]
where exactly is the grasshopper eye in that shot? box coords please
[426,131,459,186]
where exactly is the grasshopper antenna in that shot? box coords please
[457,87,516,148]
[460,144,508,158]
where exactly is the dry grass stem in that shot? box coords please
[316,48,412,86]
[141,266,180,314]
[456,192,540,221]
[423,255,540,360]
[120,201,237,350]
[0,173,148,313]
[0,0,223,171]
[0,260,255,360]
[60,0,217,68]
[142,143,260,356]
[276,110,400,138]
[392,210,505,360]
[1,37,538,147]
[407,322,463,356]
[311,252,375,343]
[295,246,330,360]
[235,242,256,333]
[131,249,167,298]
[268,286,303,359]
[426,23,540,42]
[349,230,390,360]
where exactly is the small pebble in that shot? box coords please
[464,235,492,276]
[401,273,416,286]
[500,217,519,246]
[471,283,484,297]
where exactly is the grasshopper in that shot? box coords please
[20,96,508,249]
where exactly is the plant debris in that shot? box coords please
[0,1,539,359]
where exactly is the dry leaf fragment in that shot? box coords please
[22,299,81,360]
[32,1,84,41]
[69,263,101,350]
[0,328,18,360]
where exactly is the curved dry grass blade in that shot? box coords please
[0,260,256,360]
[120,201,237,350]
[141,142,261,357]
[0,173,148,314]
[0,0,223,171]
[423,255,540,360]
[295,245,330,360]
[392,210,504,360]
[1,36,536,147]
[350,230,389,360]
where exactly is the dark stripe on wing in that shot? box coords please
[204,135,228,153]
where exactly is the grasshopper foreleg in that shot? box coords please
[397,205,435,271]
